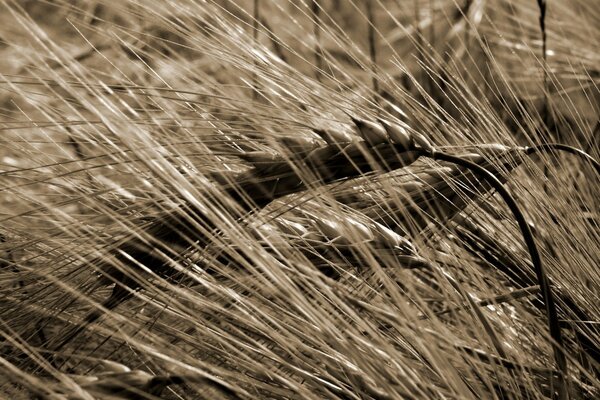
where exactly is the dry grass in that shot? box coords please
[0,0,599,399]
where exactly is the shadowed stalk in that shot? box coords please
[537,0,549,135]
[429,0,435,49]
[312,0,323,82]
[366,0,379,101]
[259,17,287,62]
[413,0,429,96]
[536,0,552,196]
[423,150,569,399]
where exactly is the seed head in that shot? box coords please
[351,117,389,146]
[378,118,414,150]
[314,128,357,145]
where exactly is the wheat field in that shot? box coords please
[0,0,598,399]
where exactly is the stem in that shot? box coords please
[366,0,379,99]
[429,0,435,50]
[410,0,428,98]
[312,0,323,82]
[536,0,551,196]
[537,0,548,130]
[538,1,549,127]
[422,150,569,396]
[525,143,600,175]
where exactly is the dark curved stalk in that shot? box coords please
[525,143,600,175]
[420,150,569,395]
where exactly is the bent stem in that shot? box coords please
[525,143,600,175]
[420,149,569,398]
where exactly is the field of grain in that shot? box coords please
[0,1,598,399]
